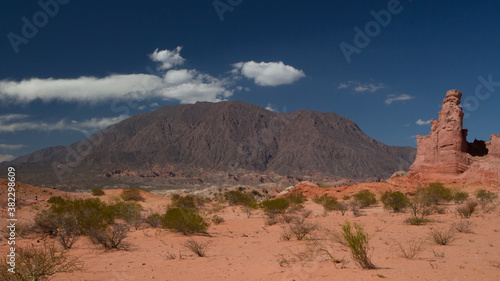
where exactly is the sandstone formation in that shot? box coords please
[409,90,500,186]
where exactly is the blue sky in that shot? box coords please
[1,0,500,162]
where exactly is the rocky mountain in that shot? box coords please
[3,101,415,190]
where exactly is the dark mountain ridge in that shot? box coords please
[2,101,415,190]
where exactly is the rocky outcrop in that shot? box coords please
[409,90,500,186]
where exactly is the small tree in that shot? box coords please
[261,198,290,217]
[381,191,409,212]
[354,190,377,208]
[91,187,105,196]
[120,189,145,201]
[162,207,209,235]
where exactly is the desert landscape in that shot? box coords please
[1,90,500,280]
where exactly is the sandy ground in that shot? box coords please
[1,180,500,281]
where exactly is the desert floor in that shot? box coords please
[2,182,500,281]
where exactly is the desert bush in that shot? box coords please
[342,195,351,200]
[55,213,81,249]
[453,220,474,233]
[341,221,375,269]
[476,189,498,208]
[171,194,204,210]
[288,218,318,241]
[183,239,210,257]
[88,223,130,250]
[317,183,328,188]
[211,215,225,225]
[353,190,377,208]
[162,207,209,235]
[120,189,144,201]
[144,213,163,228]
[453,191,469,204]
[456,201,478,218]
[224,190,257,208]
[406,192,434,225]
[34,210,60,235]
[395,238,425,259]
[110,201,142,224]
[47,196,65,205]
[323,196,340,211]
[261,198,290,217]
[284,191,307,205]
[405,216,431,225]
[91,187,105,196]
[416,182,453,205]
[336,201,349,216]
[430,227,455,245]
[0,241,81,281]
[380,191,409,212]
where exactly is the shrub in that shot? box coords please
[395,238,425,259]
[430,227,455,245]
[120,189,144,201]
[341,221,375,269]
[261,198,290,217]
[314,194,339,211]
[416,182,453,205]
[285,191,307,205]
[380,191,409,212]
[224,190,257,208]
[211,215,225,225]
[353,190,377,208]
[453,220,474,233]
[476,189,498,206]
[88,223,130,250]
[183,238,210,257]
[34,210,59,235]
[47,196,65,205]
[288,218,318,241]
[453,191,469,204]
[171,194,204,210]
[405,216,431,226]
[55,213,81,249]
[0,241,81,281]
[144,213,163,228]
[456,201,478,218]
[317,183,328,188]
[162,207,209,235]
[110,201,142,224]
[91,187,105,196]
[342,195,351,200]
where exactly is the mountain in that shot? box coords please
[2,101,415,190]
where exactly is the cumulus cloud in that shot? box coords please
[149,46,185,70]
[0,143,24,150]
[385,94,415,105]
[338,81,384,93]
[416,119,431,126]
[0,154,15,162]
[149,102,159,107]
[137,105,147,110]
[265,103,277,112]
[232,61,305,86]
[0,114,127,135]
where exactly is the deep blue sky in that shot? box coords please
[1,0,500,161]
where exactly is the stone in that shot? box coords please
[409,90,500,186]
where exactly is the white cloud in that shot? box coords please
[149,47,185,70]
[0,114,128,135]
[0,154,15,162]
[232,61,305,86]
[149,102,159,107]
[137,105,147,110]
[265,103,277,112]
[338,81,384,93]
[416,119,431,126]
[0,143,24,150]
[385,94,415,105]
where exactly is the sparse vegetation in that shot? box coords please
[88,223,130,250]
[47,196,65,205]
[287,217,318,241]
[453,190,469,204]
[405,216,431,226]
[381,191,409,212]
[284,191,307,205]
[111,201,142,224]
[353,189,377,208]
[224,190,257,208]
[456,201,478,218]
[91,187,105,196]
[476,189,498,208]
[395,238,425,259]
[211,215,225,225]
[342,195,351,200]
[430,227,455,245]
[171,194,205,210]
[261,198,290,217]
[120,189,145,201]
[341,221,375,269]
[162,207,209,235]
[317,182,328,188]
[416,182,453,205]
[453,220,474,233]
[184,238,210,257]
[144,213,163,228]
[0,241,81,281]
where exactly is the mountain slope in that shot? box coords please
[3,101,415,189]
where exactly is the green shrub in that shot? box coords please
[91,187,105,196]
[110,201,142,224]
[430,228,455,245]
[416,182,453,205]
[284,191,307,205]
[453,191,469,204]
[144,213,163,228]
[476,189,498,202]
[405,216,431,225]
[353,190,377,208]
[342,195,351,200]
[162,207,209,235]
[47,196,65,205]
[341,221,375,269]
[121,189,145,201]
[88,223,130,250]
[171,194,203,209]
[211,215,225,225]
[34,210,60,235]
[381,191,409,212]
[224,190,257,208]
[314,194,339,211]
[456,201,478,218]
[261,198,290,216]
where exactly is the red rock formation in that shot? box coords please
[409,90,500,186]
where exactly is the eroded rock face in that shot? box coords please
[409,90,500,185]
